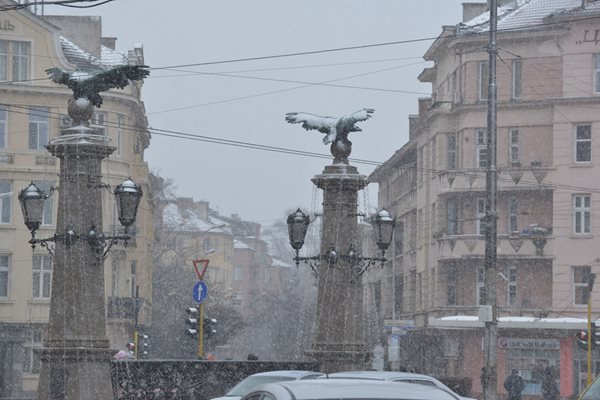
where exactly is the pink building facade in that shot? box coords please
[369,1,600,397]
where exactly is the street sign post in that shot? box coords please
[192,280,208,304]
[191,259,211,358]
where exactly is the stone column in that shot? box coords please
[307,163,368,372]
[36,124,115,400]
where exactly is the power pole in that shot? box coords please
[483,1,499,400]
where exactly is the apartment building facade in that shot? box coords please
[0,3,153,398]
[369,0,600,397]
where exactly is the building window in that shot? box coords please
[507,266,517,306]
[447,133,457,169]
[32,255,52,299]
[34,181,54,225]
[0,254,9,298]
[477,266,486,305]
[595,54,600,94]
[22,330,42,374]
[447,198,457,235]
[0,180,11,224]
[0,40,30,82]
[447,267,457,305]
[431,137,437,171]
[575,124,592,163]
[476,197,487,235]
[509,197,518,233]
[394,223,404,257]
[0,106,6,148]
[394,275,403,315]
[28,107,49,150]
[573,265,592,305]
[574,194,591,234]
[232,292,242,305]
[233,266,242,281]
[91,112,106,136]
[130,261,137,297]
[479,61,489,101]
[476,129,488,168]
[111,259,120,297]
[512,59,522,99]
[418,147,424,183]
[509,128,519,165]
[116,115,124,157]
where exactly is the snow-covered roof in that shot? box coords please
[101,45,128,66]
[458,0,596,34]
[60,35,129,73]
[234,239,252,250]
[162,203,231,234]
[60,36,103,71]
[429,315,589,329]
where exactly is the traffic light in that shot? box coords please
[139,333,149,358]
[203,317,217,339]
[575,322,600,350]
[576,330,591,350]
[185,307,200,337]
[126,340,137,357]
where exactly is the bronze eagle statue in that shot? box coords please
[46,64,150,107]
[285,108,374,144]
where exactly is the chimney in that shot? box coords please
[463,2,489,22]
[409,115,419,141]
[101,37,116,50]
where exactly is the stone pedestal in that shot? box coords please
[307,163,369,372]
[36,128,115,400]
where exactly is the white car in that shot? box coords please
[210,370,323,400]
[240,378,459,400]
[323,371,477,400]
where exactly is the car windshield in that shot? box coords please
[580,379,600,400]
[226,376,296,396]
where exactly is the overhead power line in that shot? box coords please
[0,0,115,11]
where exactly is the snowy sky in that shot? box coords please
[50,0,468,225]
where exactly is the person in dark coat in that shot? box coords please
[541,367,559,400]
[504,368,525,400]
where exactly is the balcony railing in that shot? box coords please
[107,296,144,320]
[110,224,137,246]
[0,152,14,164]
[438,164,552,193]
[437,232,553,260]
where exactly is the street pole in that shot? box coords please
[588,274,596,386]
[483,1,499,400]
[198,303,205,359]
[134,285,140,359]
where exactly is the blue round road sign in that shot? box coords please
[192,280,208,303]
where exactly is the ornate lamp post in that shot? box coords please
[17,65,148,400]
[285,108,393,371]
[287,208,395,278]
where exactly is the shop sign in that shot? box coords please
[498,337,560,350]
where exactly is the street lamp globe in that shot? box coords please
[373,209,395,252]
[287,208,310,251]
[114,178,143,228]
[18,182,45,234]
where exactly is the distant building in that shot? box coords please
[369,0,600,397]
[0,2,153,398]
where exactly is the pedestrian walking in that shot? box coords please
[504,368,525,400]
[541,367,559,400]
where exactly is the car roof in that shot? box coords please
[250,370,322,378]
[245,379,458,400]
[325,371,442,381]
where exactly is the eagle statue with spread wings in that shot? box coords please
[285,108,374,164]
[285,108,374,144]
[46,65,150,125]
